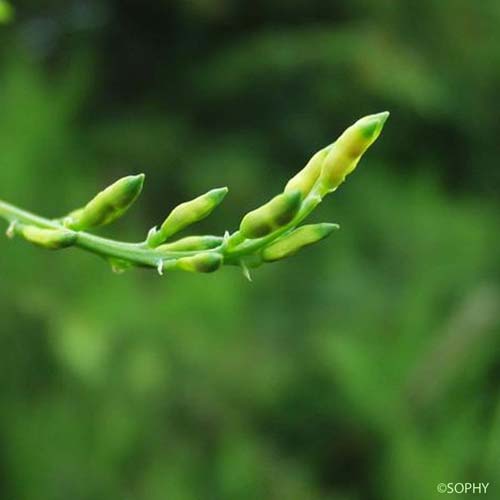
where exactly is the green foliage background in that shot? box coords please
[0,2,499,499]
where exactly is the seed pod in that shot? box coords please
[155,235,223,252]
[67,174,145,230]
[319,112,389,193]
[148,187,228,247]
[239,189,302,239]
[261,223,338,262]
[176,252,223,273]
[18,225,77,250]
[284,144,333,197]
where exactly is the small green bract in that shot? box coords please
[0,112,389,278]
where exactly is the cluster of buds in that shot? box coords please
[1,112,389,277]
[285,112,389,197]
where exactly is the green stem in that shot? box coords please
[0,199,196,268]
[0,182,327,272]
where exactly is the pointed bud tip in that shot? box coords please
[359,111,390,139]
[371,111,390,123]
[210,186,229,200]
[119,173,145,194]
[132,173,146,185]
[121,173,145,198]
[322,223,340,234]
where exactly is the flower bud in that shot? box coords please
[175,252,223,273]
[67,174,145,230]
[18,225,77,250]
[284,145,332,197]
[155,235,223,252]
[239,189,302,239]
[148,187,228,247]
[261,223,338,262]
[319,112,389,193]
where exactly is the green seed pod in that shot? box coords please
[319,112,389,193]
[155,235,223,252]
[239,189,302,239]
[18,225,77,250]
[176,252,223,273]
[261,223,338,262]
[148,187,228,247]
[284,144,333,197]
[67,174,145,230]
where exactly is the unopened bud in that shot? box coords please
[18,225,77,250]
[319,112,389,193]
[239,189,302,239]
[176,252,223,273]
[67,174,145,230]
[155,235,223,252]
[284,145,333,197]
[148,187,228,247]
[262,223,338,262]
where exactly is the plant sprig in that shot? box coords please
[0,112,389,279]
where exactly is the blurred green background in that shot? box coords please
[1,1,499,499]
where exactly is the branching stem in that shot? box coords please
[0,112,389,275]
[0,194,320,269]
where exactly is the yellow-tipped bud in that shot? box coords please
[155,235,223,252]
[261,223,338,262]
[176,252,223,273]
[284,145,332,197]
[239,190,302,239]
[148,187,228,247]
[18,225,77,250]
[319,112,389,193]
[67,174,145,230]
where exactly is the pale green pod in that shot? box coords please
[175,252,223,273]
[239,189,302,239]
[18,225,77,250]
[319,112,389,193]
[67,174,145,230]
[284,144,333,197]
[155,235,223,252]
[261,223,338,262]
[148,187,228,247]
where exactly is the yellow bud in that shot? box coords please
[284,144,332,197]
[262,223,338,262]
[148,187,228,247]
[239,190,302,239]
[319,112,389,192]
[18,225,77,250]
[68,174,145,230]
[176,252,223,273]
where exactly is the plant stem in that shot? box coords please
[0,198,286,271]
[1,180,326,271]
[0,199,195,268]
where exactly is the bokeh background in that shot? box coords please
[1,1,499,499]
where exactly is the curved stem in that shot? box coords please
[0,182,328,273]
[0,199,199,268]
